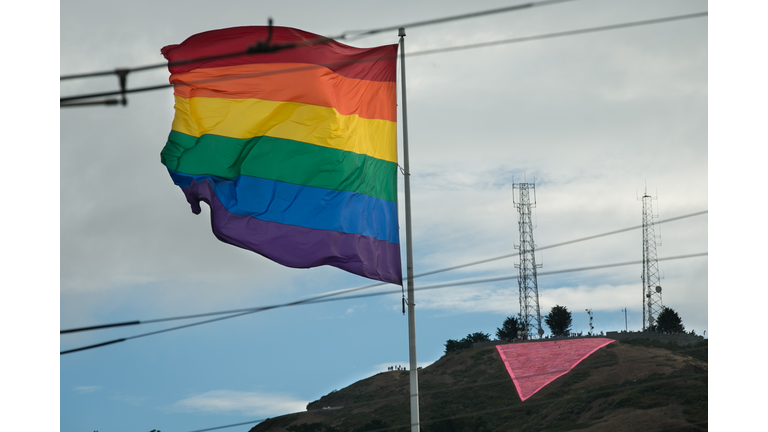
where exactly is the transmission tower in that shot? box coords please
[639,189,663,330]
[513,182,543,340]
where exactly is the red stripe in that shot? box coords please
[162,26,397,82]
[171,63,396,121]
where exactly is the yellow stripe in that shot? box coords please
[171,96,397,163]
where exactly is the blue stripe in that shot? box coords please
[168,169,400,244]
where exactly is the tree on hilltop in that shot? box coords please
[496,316,520,341]
[544,305,572,337]
[651,307,685,334]
[444,332,491,354]
[466,332,491,343]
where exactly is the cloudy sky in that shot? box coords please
[13,0,757,430]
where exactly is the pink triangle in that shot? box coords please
[496,338,615,401]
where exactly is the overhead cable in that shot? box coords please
[60,11,707,106]
[287,253,708,309]
[59,251,707,355]
[340,0,579,40]
[407,11,708,58]
[414,209,708,280]
[60,209,707,335]
[60,281,385,335]
[186,419,270,432]
[60,0,579,81]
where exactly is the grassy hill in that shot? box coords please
[249,338,707,432]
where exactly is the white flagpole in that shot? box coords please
[398,26,420,432]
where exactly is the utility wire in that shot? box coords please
[59,310,259,355]
[60,210,707,335]
[59,282,385,354]
[407,11,708,58]
[186,419,269,432]
[60,11,707,106]
[59,31,313,82]
[341,0,579,40]
[59,251,706,355]
[60,281,385,335]
[288,253,708,310]
[414,209,707,280]
[60,0,579,81]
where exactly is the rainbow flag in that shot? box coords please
[160,27,402,284]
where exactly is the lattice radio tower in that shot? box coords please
[513,182,543,339]
[639,188,663,330]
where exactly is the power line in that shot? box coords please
[284,253,708,313]
[59,251,707,355]
[341,0,579,40]
[390,210,708,280]
[403,252,707,295]
[59,310,260,355]
[60,0,579,81]
[60,11,707,106]
[59,25,308,81]
[59,281,386,354]
[406,11,707,58]
[60,209,707,335]
[59,210,708,334]
[60,281,386,334]
[186,419,269,432]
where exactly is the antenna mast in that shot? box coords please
[513,182,543,339]
[639,188,663,330]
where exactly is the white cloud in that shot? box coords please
[344,305,366,316]
[73,386,102,394]
[417,285,517,315]
[539,284,640,311]
[171,390,308,417]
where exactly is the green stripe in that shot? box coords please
[161,130,398,203]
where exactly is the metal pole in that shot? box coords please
[622,308,627,332]
[399,26,420,432]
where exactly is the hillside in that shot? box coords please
[249,338,707,432]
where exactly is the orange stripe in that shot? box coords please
[171,63,396,122]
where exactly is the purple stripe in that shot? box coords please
[181,178,403,284]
